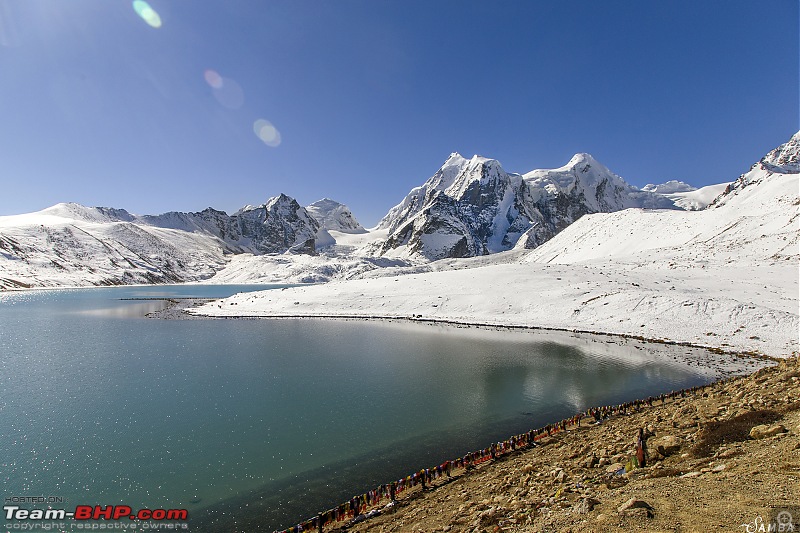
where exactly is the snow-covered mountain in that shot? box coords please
[0,207,226,289]
[711,131,800,208]
[641,180,697,194]
[643,182,730,211]
[232,194,322,254]
[0,193,323,289]
[305,198,366,234]
[2,133,796,292]
[194,132,799,356]
[372,152,677,260]
[758,131,800,174]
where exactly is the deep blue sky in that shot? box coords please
[1,1,797,226]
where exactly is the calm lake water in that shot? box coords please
[0,285,764,531]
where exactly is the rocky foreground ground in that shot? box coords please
[342,357,799,533]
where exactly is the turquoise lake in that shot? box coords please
[0,285,764,531]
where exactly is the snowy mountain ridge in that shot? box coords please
[305,198,366,234]
[0,193,330,288]
[641,180,697,194]
[710,131,800,209]
[373,150,678,260]
[1,132,797,290]
[759,131,800,174]
[193,133,799,357]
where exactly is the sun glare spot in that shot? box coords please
[132,0,162,28]
[205,73,244,109]
[253,119,281,147]
[203,69,224,89]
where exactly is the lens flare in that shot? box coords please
[253,119,281,147]
[214,79,244,109]
[203,69,224,89]
[204,72,244,109]
[132,0,162,28]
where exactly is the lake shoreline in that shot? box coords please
[155,297,779,366]
[343,356,800,533]
[189,354,792,533]
[141,294,791,532]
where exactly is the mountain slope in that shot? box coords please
[372,152,678,260]
[0,212,228,288]
[2,135,795,293]
[0,193,322,289]
[193,132,799,357]
[306,198,366,234]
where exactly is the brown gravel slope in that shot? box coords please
[344,357,800,533]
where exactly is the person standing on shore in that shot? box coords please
[636,427,647,467]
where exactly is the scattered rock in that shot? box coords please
[574,497,601,514]
[582,454,599,468]
[717,448,738,458]
[617,498,654,513]
[749,424,787,439]
[343,358,799,533]
[651,435,683,456]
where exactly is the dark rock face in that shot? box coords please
[233,194,321,255]
[0,194,323,288]
[139,193,321,255]
[382,192,487,259]
[759,131,799,174]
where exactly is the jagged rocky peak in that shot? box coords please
[523,153,676,212]
[139,193,323,255]
[377,152,513,233]
[235,193,321,255]
[305,198,365,233]
[711,131,800,208]
[373,151,680,261]
[525,152,618,191]
[443,155,511,202]
[759,131,800,174]
[234,204,257,215]
[435,153,506,189]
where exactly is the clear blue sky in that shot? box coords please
[1,0,797,226]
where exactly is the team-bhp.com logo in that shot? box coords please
[741,508,797,533]
[5,505,188,521]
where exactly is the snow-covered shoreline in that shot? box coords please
[5,133,798,358]
[189,259,797,358]
[191,156,799,359]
